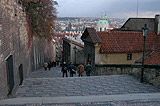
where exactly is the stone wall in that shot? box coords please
[0,0,55,99]
[94,64,160,88]
[84,42,95,67]
[0,0,30,99]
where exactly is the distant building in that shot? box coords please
[96,13,109,32]
[62,38,84,65]
[58,31,84,65]
[116,15,160,35]
[66,22,72,31]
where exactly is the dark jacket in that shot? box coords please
[62,64,68,73]
[68,64,76,73]
[85,64,92,72]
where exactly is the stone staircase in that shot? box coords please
[0,67,160,105]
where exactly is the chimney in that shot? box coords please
[155,15,160,35]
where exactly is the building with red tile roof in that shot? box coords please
[81,28,160,65]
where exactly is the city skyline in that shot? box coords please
[56,0,160,19]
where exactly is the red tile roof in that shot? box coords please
[81,28,101,43]
[144,50,160,64]
[97,31,157,53]
[135,50,160,64]
[88,28,101,43]
[135,34,160,64]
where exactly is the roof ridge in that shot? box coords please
[112,31,142,34]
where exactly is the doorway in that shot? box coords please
[6,55,14,95]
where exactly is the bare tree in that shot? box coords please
[21,0,58,39]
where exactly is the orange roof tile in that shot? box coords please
[144,50,160,64]
[82,28,101,44]
[97,31,157,53]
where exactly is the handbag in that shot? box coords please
[72,69,76,74]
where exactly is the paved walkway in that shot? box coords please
[31,67,62,78]
[0,66,160,105]
[1,93,160,105]
[31,66,87,78]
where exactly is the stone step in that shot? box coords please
[15,75,160,98]
[1,93,160,105]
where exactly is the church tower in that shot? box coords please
[96,13,109,32]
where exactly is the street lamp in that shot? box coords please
[73,46,77,65]
[141,24,149,83]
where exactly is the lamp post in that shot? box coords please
[73,46,77,65]
[141,24,149,83]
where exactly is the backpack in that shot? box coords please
[63,66,68,71]
[86,65,92,72]
[72,69,76,74]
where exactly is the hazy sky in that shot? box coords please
[55,0,160,18]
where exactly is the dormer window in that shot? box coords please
[127,54,132,60]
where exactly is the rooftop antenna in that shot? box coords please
[137,0,139,18]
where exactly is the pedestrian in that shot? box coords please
[68,62,76,77]
[48,61,52,71]
[53,61,56,67]
[85,62,92,76]
[77,63,84,77]
[44,62,48,71]
[61,62,68,77]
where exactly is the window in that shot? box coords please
[100,27,102,32]
[127,54,132,60]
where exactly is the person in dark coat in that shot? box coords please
[85,62,92,76]
[68,63,76,77]
[44,62,48,71]
[48,61,52,71]
[61,62,68,77]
